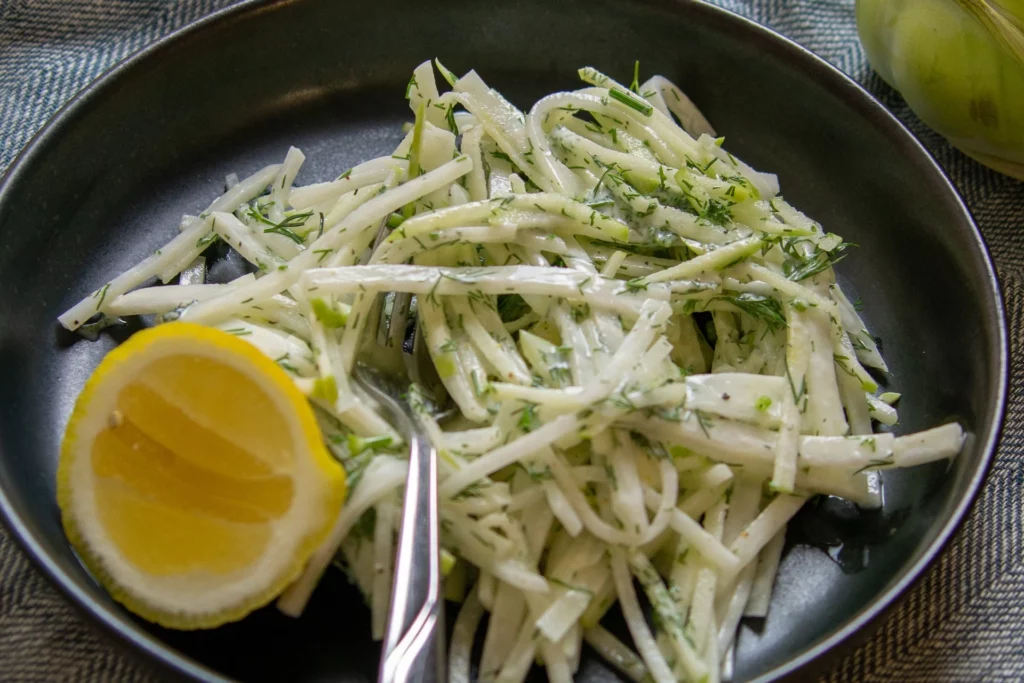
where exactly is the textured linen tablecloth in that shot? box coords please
[1,1,1022,681]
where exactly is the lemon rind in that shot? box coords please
[58,322,346,630]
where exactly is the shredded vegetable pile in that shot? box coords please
[60,61,965,682]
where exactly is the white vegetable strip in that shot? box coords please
[371,498,396,640]
[629,551,709,682]
[278,456,407,616]
[302,264,660,316]
[407,60,445,128]
[420,295,488,421]
[157,164,284,283]
[771,304,811,493]
[831,283,888,372]
[730,494,808,571]
[185,156,472,324]
[535,578,597,643]
[838,368,873,435]
[640,75,717,138]
[59,214,212,329]
[744,529,786,618]
[669,509,740,574]
[688,497,727,658]
[478,572,497,611]
[600,430,649,539]
[210,212,284,270]
[542,640,574,683]
[892,423,965,467]
[635,236,763,286]
[578,74,704,163]
[867,394,899,426]
[717,562,757,658]
[527,94,590,197]
[450,297,531,384]
[440,415,583,498]
[583,627,649,683]
[460,124,489,201]
[442,425,503,455]
[495,620,538,683]
[546,449,639,546]
[439,308,672,498]
[288,169,391,210]
[268,147,305,222]
[640,459,680,545]
[104,277,254,316]
[685,373,784,427]
[441,519,549,595]
[449,589,485,683]
[575,299,671,404]
[480,582,526,681]
[543,479,584,537]
[214,320,315,377]
[801,309,848,436]
[611,550,675,683]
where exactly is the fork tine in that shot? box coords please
[369,215,392,254]
[376,290,415,350]
[362,216,446,404]
[375,292,398,348]
[366,214,402,352]
[350,366,446,683]
[387,293,413,350]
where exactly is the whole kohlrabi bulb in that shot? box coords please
[857,0,1024,179]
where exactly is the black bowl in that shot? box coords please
[0,0,1007,681]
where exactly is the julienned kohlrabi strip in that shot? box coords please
[60,60,966,682]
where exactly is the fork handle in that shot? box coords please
[378,428,445,683]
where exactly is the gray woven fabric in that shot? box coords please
[1,0,1021,681]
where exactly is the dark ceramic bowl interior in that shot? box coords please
[0,0,1006,681]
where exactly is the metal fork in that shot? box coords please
[355,219,446,683]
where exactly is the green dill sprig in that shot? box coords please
[196,232,220,250]
[402,101,428,218]
[784,358,807,405]
[608,87,653,116]
[569,302,591,323]
[250,208,313,245]
[515,402,541,433]
[721,292,786,330]
[629,60,641,94]
[445,103,458,135]
[274,353,300,374]
[92,283,112,311]
[263,225,305,244]
[780,237,855,282]
[354,507,376,538]
[625,277,649,293]
[435,58,458,87]
[497,293,530,323]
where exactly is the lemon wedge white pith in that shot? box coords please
[58,322,346,629]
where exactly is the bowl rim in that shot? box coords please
[0,0,1008,681]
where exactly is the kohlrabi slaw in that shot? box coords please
[60,60,964,683]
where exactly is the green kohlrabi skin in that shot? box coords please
[857,0,1024,179]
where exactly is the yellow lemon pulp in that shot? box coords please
[58,323,345,629]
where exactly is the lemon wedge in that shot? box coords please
[58,322,346,629]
